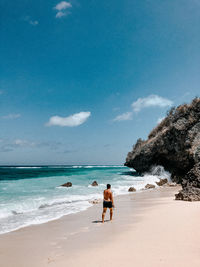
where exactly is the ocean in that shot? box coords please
[0,165,170,234]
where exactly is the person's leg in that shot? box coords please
[109,208,113,221]
[102,208,107,223]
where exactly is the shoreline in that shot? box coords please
[1,186,200,267]
[0,181,165,235]
[0,186,157,236]
[1,165,163,235]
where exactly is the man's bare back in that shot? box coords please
[102,184,114,223]
[103,189,113,201]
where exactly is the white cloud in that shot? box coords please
[56,11,66,18]
[1,113,21,119]
[113,112,132,121]
[46,111,91,127]
[132,95,173,112]
[24,16,39,26]
[0,139,64,152]
[14,139,30,146]
[113,94,173,122]
[29,20,39,26]
[54,1,72,18]
[54,1,72,10]
[0,139,32,152]
[157,117,165,124]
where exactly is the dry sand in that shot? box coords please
[0,186,200,267]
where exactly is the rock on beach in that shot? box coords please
[156,178,168,186]
[61,182,72,187]
[128,187,136,192]
[145,184,156,189]
[91,181,98,186]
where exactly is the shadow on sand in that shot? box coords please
[92,219,110,223]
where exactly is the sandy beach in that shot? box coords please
[0,186,200,267]
[2,0,200,266]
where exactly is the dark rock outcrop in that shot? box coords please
[156,178,168,186]
[125,98,200,201]
[175,163,200,201]
[91,181,98,186]
[89,199,101,204]
[145,184,155,189]
[128,187,136,192]
[61,182,72,187]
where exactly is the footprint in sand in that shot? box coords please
[47,257,55,264]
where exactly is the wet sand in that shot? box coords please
[1,186,200,267]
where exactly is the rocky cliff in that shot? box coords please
[125,97,200,201]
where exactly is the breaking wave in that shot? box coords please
[0,165,170,234]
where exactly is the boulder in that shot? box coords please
[145,184,155,189]
[156,178,168,186]
[175,187,200,201]
[125,98,200,201]
[61,182,72,187]
[167,182,177,187]
[89,199,101,204]
[91,181,98,186]
[128,187,136,192]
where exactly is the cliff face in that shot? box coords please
[125,98,200,201]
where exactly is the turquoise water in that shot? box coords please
[0,165,169,234]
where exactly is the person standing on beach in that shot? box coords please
[102,184,115,223]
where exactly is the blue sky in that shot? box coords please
[0,0,200,165]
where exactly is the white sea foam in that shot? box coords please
[72,165,125,168]
[9,166,42,169]
[0,200,93,235]
[0,193,103,234]
[112,166,170,195]
[0,165,170,234]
